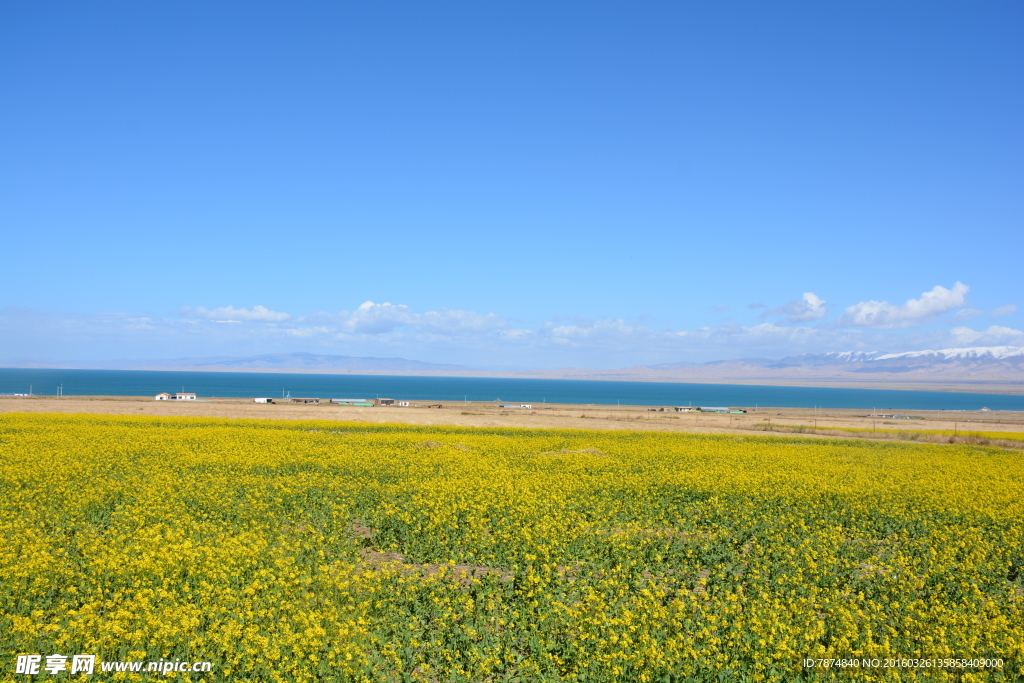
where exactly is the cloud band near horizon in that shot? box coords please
[2,283,1020,366]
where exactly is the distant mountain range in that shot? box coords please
[515,346,1024,388]
[8,346,1024,388]
[625,346,1024,383]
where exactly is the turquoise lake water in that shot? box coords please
[1,367,1021,410]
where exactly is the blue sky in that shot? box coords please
[1,1,1021,369]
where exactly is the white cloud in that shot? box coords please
[949,325,1024,346]
[528,318,842,357]
[285,326,330,337]
[952,303,1016,322]
[343,301,417,334]
[538,319,654,348]
[838,282,969,328]
[952,307,984,322]
[6,293,1019,369]
[765,292,828,322]
[181,305,290,322]
[178,301,510,337]
[410,308,507,335]
[300,301,509,336]
[678,322,826,348]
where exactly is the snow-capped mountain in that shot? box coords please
[875,346,1024,361]
[780,346,1024,367]
[778,351,887,365]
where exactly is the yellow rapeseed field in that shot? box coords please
[1,413,1021,682]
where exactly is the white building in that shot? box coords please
[254,398,272,403]
[155,393,171,400]
[175,393,196,401]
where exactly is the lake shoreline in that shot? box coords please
[5,365,1024,396]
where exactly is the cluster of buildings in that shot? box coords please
[153,395,417,405]
[152,394,746,413]
[252,397,409,407]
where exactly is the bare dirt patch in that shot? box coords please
[414,441,468,450]
[345,521,513,587]
[539,448,606,456]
